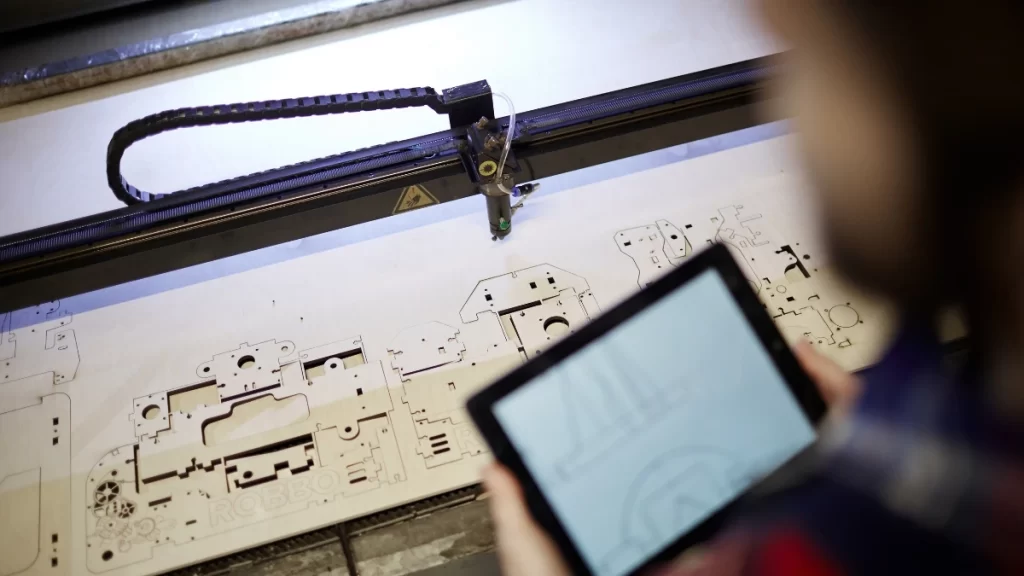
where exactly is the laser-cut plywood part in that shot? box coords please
[460,264,601,359]
[0,302,79,413]
[617,204,887,369]
[390,265,603,470]
[388,322,466,379]
[85,338,404,572]
[81,262,604,573]
[0,393,71,576]
[615,223,684,288]
[389,313,519,470]
[394,338,521,469]
[195,340,297,401]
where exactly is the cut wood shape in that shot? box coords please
[773,307,837,346]
[388,322,465,379]
[393,316,522,468]
[131,391,171,439]
[0,302,78,391]
[617,207,882,369]
[401,347,521,469]
[508,292,591,358]
[460,264,597,322]
[656,219,690,259]
[458,311,514,359]
[86,338,406,572]
[713,206,766,292]
[205,394,311,446]
[225,440,318,491]
[315,414,404,495]
[0,393,71,576]
[715,205,769,248]
[195,340,297,401]
[615,224,674,288]
[396,264,602,468]
[615,220,691,288]
[461,265,600,358]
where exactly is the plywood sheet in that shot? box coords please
[0,135,898,575]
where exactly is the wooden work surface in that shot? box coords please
[0,131,897,575]
[0,2,893,575]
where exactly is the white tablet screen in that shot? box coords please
[493,269,817,576]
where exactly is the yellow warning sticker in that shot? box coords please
[392,185,439,214]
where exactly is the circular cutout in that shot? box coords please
[543,317,571,338]
[203,366,211,373]
[329,361,339,369]
[828,305,860,329]
[281,345,289,352]
[243,471,253,479]
[94,481,120,505]
[102,551,114,562]
[142,405,161,420]
[112,500,135,519]
[776,285,788,294]
[237,355,256,370]
[344,426,352,433]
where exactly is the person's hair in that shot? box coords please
[837,1,1024,357]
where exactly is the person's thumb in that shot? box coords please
[482,463,533,532]
[793,340,861,409]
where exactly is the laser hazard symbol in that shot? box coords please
[392,185,439,214]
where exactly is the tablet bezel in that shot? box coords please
[467,242,828,576]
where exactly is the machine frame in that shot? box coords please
[0,57,776,312]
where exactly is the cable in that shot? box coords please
[491,91,516,194]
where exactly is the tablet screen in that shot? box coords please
[492,268,817,576]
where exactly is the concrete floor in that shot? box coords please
[352,498,497,576]
[174,495,499,576]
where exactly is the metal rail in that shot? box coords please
[0,57,775,312]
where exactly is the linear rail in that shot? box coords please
[0,57,775,312]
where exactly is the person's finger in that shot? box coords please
[793,340,861,408]
[482,463,572,576]
[482,463,529,527]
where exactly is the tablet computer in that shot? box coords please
[467,243,827,576]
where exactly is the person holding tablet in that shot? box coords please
[483,1,1024,574]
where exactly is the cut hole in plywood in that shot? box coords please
[168,382,219,414]
[304,350,365,380]
[202,394,310,446]
[142,405,161,420]
[543,317,571,337]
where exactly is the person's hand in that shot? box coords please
[483,341,861,576]
[791,339,862,413]
[482,463,570,576]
